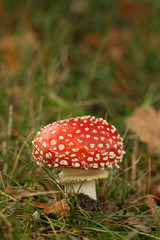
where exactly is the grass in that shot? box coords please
[1,0,160,239]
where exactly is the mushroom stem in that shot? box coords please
[59,169,109,200]
[65,179,97,200]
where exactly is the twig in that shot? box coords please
[147,158,151,194]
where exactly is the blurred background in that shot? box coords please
[0,0,160,188]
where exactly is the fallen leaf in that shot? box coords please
[124,212,150,232]
[118,0,150,20]
[126,106,160,154]
[0,30,40,74]
[145,194,160,216]
[82,32,102,48]
[3,187,37,200]
[32,199,70,216]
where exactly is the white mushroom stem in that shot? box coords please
[59,169,109,200]
[65,179,97,200]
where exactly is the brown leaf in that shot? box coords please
[124,212,151,232]
[0,30,40,74]
[32,199,70,216]
[3,187,37,199]
[82,32,102,48]
[126,107,160,153]
[118,0,150,20]
[145,194,160,217]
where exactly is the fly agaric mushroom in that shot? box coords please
[32,116,125,200]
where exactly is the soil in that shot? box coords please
[77,193,121,213]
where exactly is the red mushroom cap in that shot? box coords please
[32,116,125,169]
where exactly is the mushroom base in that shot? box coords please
[59,169,109,200]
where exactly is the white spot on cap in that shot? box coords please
[77,139,83,143]
[68,134,72,137]
[115,163,120,168]
[65,151,70,155]
[72,158,79,162]
[71,154,76,157]
[60,160,68,165]
[100,163,105,167]
[84,146,89,150]
[72,123,77,126]
[62,129,66,132]
[86,135,90,138]
[81,134,84,138]
[106,143,110,149]
[68,142,74,146]
[98,143,103,148]
[72,162,80,167]
[108,163,113,168]
[93,130,97,133]
[94,137,98,140]
[80,123,84,126]
[35,150,39,155]
[117,141,122,146]
[111,125,116,133]
[96,153,100,159]
[93,163,98,168]
[90,143,95,149]
[114,144,117,149]
[48,164,52,168]
[88,164,93,167]
[42,130,47,133]
[76,130,81,134]
[118,149,121,154]
[59,136,64,140]
[85,128,89,131]
[102,152,107,156]
[109,151,116,159]
[51,140,56,146]
[58,144,65,151]
[87,157,93,162]
[72,148,79,152]
[101,137,105,141]
[46,153,52,159]
[109,139,112,144]
[51,130,56,134]
[103,156,108,161]
[54,163,59,167]
[42,142,47,147]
